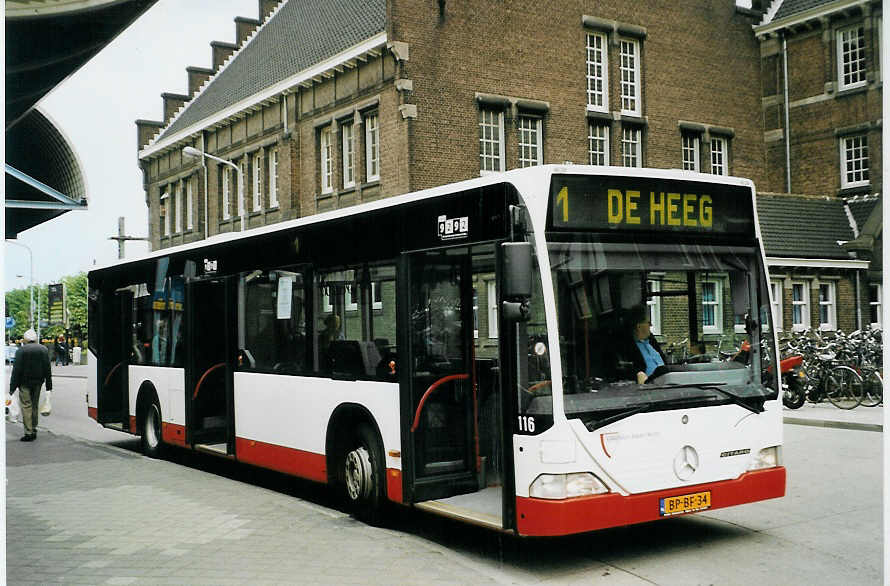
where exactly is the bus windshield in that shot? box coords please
[547,239,778,429]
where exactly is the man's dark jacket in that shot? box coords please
[9,343,52,393]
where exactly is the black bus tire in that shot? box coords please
[140,400,165,458]
[342,423,386,525]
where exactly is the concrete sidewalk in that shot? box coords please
[783,400,883,432]
[49,364,90,379]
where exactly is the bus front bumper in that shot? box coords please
[515,466,786,536]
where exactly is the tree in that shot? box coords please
[5,272,88,345]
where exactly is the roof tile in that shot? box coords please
[756,194,855,259]
[157,0,386,143]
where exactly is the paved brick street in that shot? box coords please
[5,422,509,586]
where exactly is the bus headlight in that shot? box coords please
[748,446,779,470]
[529,472,609,499]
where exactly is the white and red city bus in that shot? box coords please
[87,165,785,535]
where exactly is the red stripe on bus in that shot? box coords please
[129,416,138,434]
[235,437,327,483]
[516,467,786,537]
[88,406,97,420]
[161,422,188,447]
[386,468,403,503]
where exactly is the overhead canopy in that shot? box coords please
[5,0,158,238]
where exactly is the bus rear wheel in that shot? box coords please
[140,400,164,458]
[342,423,385,525]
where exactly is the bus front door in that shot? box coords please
[403,249,479,502]
[185,277,235,454]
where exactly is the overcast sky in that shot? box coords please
[4,0,257,291]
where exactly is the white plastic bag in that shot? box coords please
[6,391,21,423]
[39,389,52,416]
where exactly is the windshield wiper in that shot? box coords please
[585,395,713,431]
[585,402,654,431]
[645,382,764,414]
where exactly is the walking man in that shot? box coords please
[8,329,52,441]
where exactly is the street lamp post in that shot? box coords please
[182,146,245,233]
[6,239,34,332]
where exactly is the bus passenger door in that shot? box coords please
[402,249,478,502]
[97,290,131,427]
[185,277,235,454]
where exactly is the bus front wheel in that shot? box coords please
[140,400,164,458]
[343,423,385,525]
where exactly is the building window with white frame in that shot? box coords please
[342,123,355,189]
[174,182,182,233]
[837,24,867,90]
[238,158,247,218]
[473,287,479,338]
[487,280,498,339]
[320,126,333,194]
[372,282,383,310]
[621,126,641,167]
[619,39,641,115]
[268,148,279,208]
[518,116,543,167]
[588,123,609,165]
[710,137,727,175]
[869,283,881,328]
[682,134,700,171]
[840,134,869,188]
[479,108,504,173]
[647,279,661,335]
[586,32,608,111]
[345,284,358,311]
[252,152,263,212]
[770,280,783,332]
[221,165,231,220]
[365,112,380,182]
[161,190,170,237]
[791,282,810,330]
[701,280,722,332]
[818,282,836,330]
[186,177,194,231]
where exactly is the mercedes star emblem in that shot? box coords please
[673,445,700,481]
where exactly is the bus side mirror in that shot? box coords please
[502,242,532,299]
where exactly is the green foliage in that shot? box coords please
[5,272,88,344]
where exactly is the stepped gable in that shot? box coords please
[156,0,386,142]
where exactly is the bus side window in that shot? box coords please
[241,269,308,374]
[314,265,397,380]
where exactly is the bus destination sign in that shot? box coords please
[548,174,755,235]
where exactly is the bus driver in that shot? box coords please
[622,305,667,384]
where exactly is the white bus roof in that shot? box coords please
[91,165,755,274]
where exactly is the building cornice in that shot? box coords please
[766,256,870,269]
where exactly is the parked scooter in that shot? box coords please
[779,355,806,409]
[732,340,806,409]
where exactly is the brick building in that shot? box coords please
[135,0,881,338]
[754,0,882,333]
[137,0,766,245]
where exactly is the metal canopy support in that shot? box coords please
[5,164,87,210]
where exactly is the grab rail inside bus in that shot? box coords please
[193,363,227,400]
[103,361,124,389]
[410,373,469,433]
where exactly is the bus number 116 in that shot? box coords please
[518,416,536,433]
